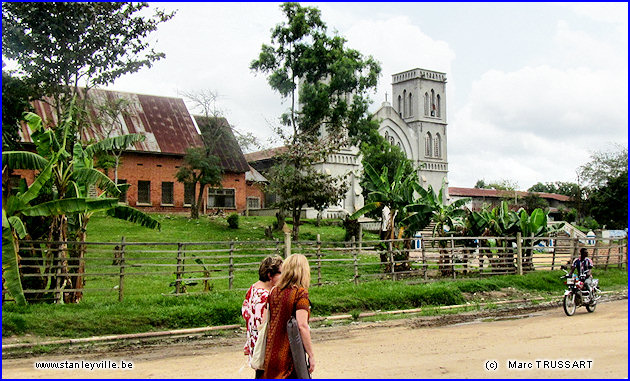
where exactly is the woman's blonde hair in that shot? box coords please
[276,254,310,290]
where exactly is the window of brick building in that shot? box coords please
[247,197,261,210]
[117,179,128,203]
[161,182,174,205]
[137,181,151,205]
[208,188,235,208]
[184,183,195,206]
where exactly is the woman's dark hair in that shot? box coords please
[259,255,283,281]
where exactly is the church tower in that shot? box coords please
[375,68,449,196]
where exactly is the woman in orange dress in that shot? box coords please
[262,254,315,379]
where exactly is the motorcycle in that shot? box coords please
[560,265,601,316]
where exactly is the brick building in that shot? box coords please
[13,88,257,214]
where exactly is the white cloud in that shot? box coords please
[565,3,628,24]
[337,15,456,107]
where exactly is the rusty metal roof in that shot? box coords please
[193,116,249,173]
[243,146,288,163]
[19,88,204,155]
[448,187,571,202]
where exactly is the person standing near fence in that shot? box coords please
[242,255,284,378]
[263,254,315,379]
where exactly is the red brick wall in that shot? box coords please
[246,181,266,209]
[8,151,247,214]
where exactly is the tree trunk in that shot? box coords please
[68,217,89,303]
[192,183,205,219]
[292,206,301,241]
[275,208,286,231]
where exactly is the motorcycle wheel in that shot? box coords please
[563,294,576,316]
[586,301,597,313]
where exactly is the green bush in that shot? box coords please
[227,213,239,229]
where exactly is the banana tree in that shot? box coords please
[518,208,565,271]
[414,181,470,275]
[2,105,159,304]
[350,162,434,272]
[2,151,119,305]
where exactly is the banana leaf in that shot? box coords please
[2,215,26,306]
[2,151,49,170]
[73,168,121,197]
[85,133,145,156]
[21,198,119,217]
[105,205,161,230]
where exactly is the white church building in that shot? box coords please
[247,67,449,218]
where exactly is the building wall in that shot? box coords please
[9,151,247,214]
[246,182,266,209]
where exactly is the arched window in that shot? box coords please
[436,94,441,118]
[397,95,402,117]
[431,89,436,116]
[403,90,407,117]
[434,133,441,158]
[424,92,429,115]
[425,132,432,157]
[408,93,413,117]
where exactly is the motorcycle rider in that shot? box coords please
[568,248,594,302]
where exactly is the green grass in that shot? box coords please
[3,268,626,338]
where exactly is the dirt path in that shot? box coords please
[3,299,627,379]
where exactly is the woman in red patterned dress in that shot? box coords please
[242,255,283,378]
[262,254,315,379]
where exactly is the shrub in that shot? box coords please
[227,213,239,229]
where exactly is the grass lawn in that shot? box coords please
[4,212,626,339]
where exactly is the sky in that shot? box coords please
[100,2,629,190]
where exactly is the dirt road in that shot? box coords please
[3,299,627,379]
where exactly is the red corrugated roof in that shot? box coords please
[19,88,204,155]
[448,187,571,202]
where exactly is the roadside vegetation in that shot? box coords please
[3,267,626,338]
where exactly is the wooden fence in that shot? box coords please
[5,233,627,303]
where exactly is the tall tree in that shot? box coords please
[2,2,174,124]
[578,144,628,189]
[251,2,381,240]
[587,169,627,229]
[2,70,36,151]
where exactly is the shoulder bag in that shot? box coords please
[287,288,311,379]
[250,287,274,370]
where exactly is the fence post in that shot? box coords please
[605,241,611,270]
[451,238,456,280]
[422,238,428,281]
[352,236,358,285]
[388,239,395,281]
[316,234,322,286]
[229,242,235,290]
[550,237,557,271]
[516,232,523,276]
[118,237,126,302]
[176,243,184,294]
[284,228,291,259]
[618,240,623,269]
[358,227,363,284]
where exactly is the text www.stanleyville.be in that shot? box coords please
[34,360,134,371]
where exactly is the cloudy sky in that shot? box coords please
[103,2,628,190]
